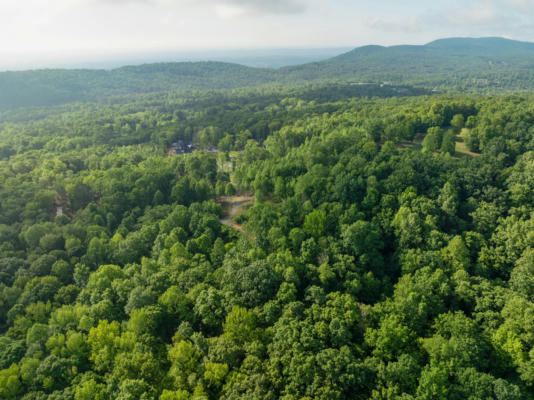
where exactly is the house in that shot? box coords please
[168,140,195,155]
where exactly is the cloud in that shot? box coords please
[445,1,499,26]
[364,0,534,40]
[222,0,307,14]
[84,0,308,15]
[498,0,534,12]
[366,16,423,34]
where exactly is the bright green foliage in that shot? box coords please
[87,320,121,372]
[74,378,106,400]
[0,364,22,399]
[422,127,442,153]
[440,130,456,155]
[223,307,258,344]
[1,80,534,400]
[451,114,465,134]
[303,209,327,239]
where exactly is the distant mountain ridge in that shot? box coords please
[284,37,534,81]
[425,36,534,50]
[2,37,534,110]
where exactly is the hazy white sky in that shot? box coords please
[2,0,534,68]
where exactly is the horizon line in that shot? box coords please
[0,35,529,73]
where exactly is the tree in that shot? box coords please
[193,287,225,334]
[168,339,201,391]
[74,377,107,400]
[0,364,22,399]
[451,114,465,134]
[210,237,226,266]
[51,260,73,284]
[66,182,93,211]
[225,183,236,196]
[341,220,384,271]
[510,248,534,300]
[365,314,416,362]
[440,130,456,156]
[127,306,164,337]
[87,320,121,373]
[422,127,442,153]
[438,181,458,217]
[303,209,327,239]
[84,237,109,268]
[391,206,424,249]
[223,260,279,308]
[223,306,257,344]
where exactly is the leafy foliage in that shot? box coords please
[1,74,534,399]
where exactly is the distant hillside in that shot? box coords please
[0,62,276,110]
[282,37,534,87]
[426,37,534,52]
[2,37,534,110]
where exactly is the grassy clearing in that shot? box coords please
[455,128,480,157]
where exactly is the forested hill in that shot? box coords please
[0,62,275,111]
[3,37,534,110]
[282,37,534,88]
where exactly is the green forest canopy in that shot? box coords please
[2,51,534,399]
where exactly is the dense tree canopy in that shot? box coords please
[0,81,534,399]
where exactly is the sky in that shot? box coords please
[2,0,534,70]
